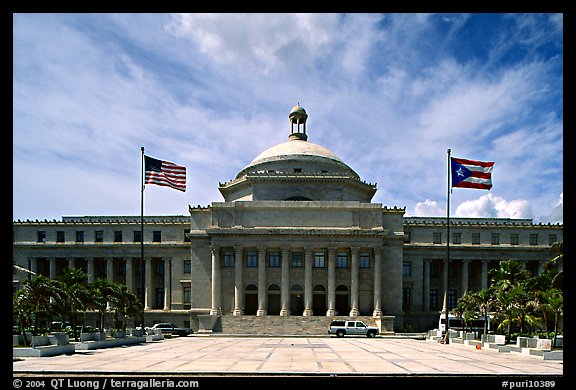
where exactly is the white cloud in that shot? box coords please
[454,193,533,219]
[412,199,444,217]
[537,192,563,224]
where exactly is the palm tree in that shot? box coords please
[108,283,143,331]
[541,288,563,348]
[545,242,563,291]
[52,269,89,341]
[13,275,59,344]
[470,289,494,340]
[494,283,527,343]
[90,278,115,332]
[490,259,531,291]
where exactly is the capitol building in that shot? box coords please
[12,105,563,332]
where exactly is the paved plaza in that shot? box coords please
[13,336,563,378]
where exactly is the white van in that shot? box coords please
[438,313,492,334]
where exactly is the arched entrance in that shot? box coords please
[312,284,326,316]
[267,284,281,315]
[335,284,349,316]
[244,284,258,315]
[290,284,304,316]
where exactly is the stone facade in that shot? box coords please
[12,105,563,332]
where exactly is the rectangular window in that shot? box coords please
[119,262,126,276]
[95,231,104,243]
[402,287,411,310]
[491,233,500,245]
[510,233,519,245]
[314,252,325,268]
[449,263,457,278]
[37,231,46,243]
[153,231,161,242]
[549,234,557,245]
[76,231,84,243]
[246,252,257,268]
[359,252,370,268]
[530,234,538,246]
[114,231,123,243]
[56,231,65,243]
[452,232,461,244]
[133,231,142,243]
[183,260,191,274]
[430,263,439,278]
[183,286,191,304]
[223,252,235,268]
[404,232,411,243]
[472,233,481,245]
[155,260,164,276]
[183,230,191,242]
[448,289,458,310]
[337,252,348,268]
[268,252,280,268]
[402,261,411,276]
[430,289,439,310]
[433,232,442,244]
[155,288,164,309]
[291,252,303,268]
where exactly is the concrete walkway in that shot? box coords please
[13,336,563,376]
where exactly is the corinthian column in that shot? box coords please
[210,246,221,316]
[233,246,244,316]
[349,247,360,317]
[326,248,336,316]
[256,246,267,316]
[303,247,313,316]
[372,248,383,317]
[280,247,290,316]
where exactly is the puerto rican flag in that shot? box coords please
[451,157,494,190]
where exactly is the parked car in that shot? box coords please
[146,323,193,337]
[328,320,379,338]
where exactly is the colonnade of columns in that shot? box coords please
[209,245,385,317]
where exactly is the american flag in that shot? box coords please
[144,155,186,192]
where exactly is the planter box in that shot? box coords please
[14,332,74,358]
[80,332,106,342]
[13,344,75,357]
[75,336,146,350]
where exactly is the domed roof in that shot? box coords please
[249,139,344,166]
[235,104,359,179]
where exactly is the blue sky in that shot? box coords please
[13,13,563,224]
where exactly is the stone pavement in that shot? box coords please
[13,336,563,378]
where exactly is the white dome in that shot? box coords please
[249,139,344,166]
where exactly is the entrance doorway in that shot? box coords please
[267,284,281,315]
[244,284,258,315]
[290,284,304,315]
[335,285,349,316]
[312,284,326,316]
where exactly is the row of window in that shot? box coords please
[222,251,372,269]
[30,230,558,246]
[429,232,557,246]
[402,287,458,311]
[32,230,191,244]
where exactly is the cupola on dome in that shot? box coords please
[220,104,377,203]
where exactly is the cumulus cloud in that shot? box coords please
[413,199,444,217]
[538,193,563,224]
[454,193,533,219]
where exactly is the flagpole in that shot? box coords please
[140,146,145,329]
[444,148,451,344]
